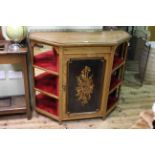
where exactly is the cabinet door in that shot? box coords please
[67,58,105,113]
[62,47,113,120]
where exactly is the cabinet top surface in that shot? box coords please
[29,31,130,46]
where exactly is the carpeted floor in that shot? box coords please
[0,70,155,129]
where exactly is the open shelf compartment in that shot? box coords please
[109,76,122,94]
[34,71,59,97]
[112,42,128,72]
[33,48,59,73]
[36,93,59,116]
[109,67,123,94]
[107,96,118,111]
[112,56,124,71]
[107,89,119,111]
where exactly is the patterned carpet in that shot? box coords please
[0,71,155,129]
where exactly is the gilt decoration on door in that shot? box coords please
[75,66,94,106]
[67,58,105,113]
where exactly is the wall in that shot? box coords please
[28,26,103,32]
[149,26,155,41]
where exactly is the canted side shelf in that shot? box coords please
[106,103,118,116]
[33,50,58,73]
[32,46,60,118]
[112,56,125,73]
[106,42,128,114]
[106,96,119,113]
[36,93,59,117]
[35,72,59,97]
[109,76,123,94]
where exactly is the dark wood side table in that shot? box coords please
[0,48,31,119]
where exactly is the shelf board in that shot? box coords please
[106,102,118,116]
[33,65,59,76]
[34,88,59,100]
[0,107,26,115]
[109,79,123,94]
[0,96,27,115]
[36,107,59,121]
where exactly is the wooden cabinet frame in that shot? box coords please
[29,31,130,122]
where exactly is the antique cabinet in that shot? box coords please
[29,31,130,122]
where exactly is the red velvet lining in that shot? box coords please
[34,49,59,72]
[110,76,122,91]
[113,56,124,70]
[107,96,118,110]
[35,72,58,95]
[36,93,58,116]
